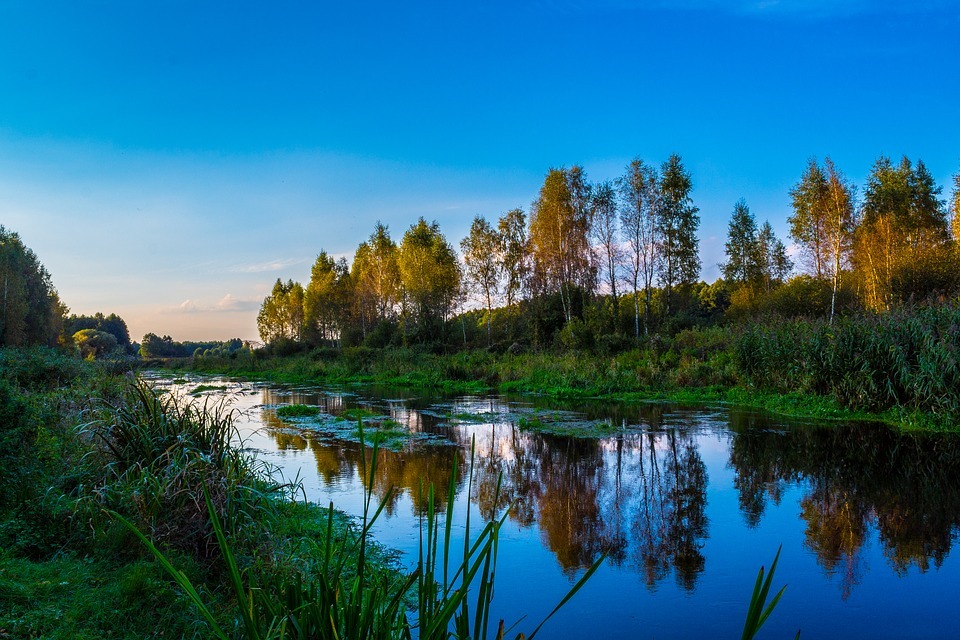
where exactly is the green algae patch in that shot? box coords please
[270,406,446,450]
[189,384,228,395]
[276,404,321,418]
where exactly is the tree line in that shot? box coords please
[257,155,960,352]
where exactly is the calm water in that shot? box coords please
[155,375,960,639]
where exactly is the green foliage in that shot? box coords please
[658,154,701,302]
[461,215,503,345]
[758,275,835,318]
[80,380,278,558]
[889,242,960,304]
[741,546,795,640]
[398,217,462,341]
[724,199,762,285]
[275,403,320,418]
[140,333,245,358]
[73,328,119,359]
[735,305,960,421]
[258,279,306,345]
[65,312,131,347]
[529,167,594,323]
[304,251,352,347]
[0,225,66,347]
[0,377,37,512]
[0,552,211,639]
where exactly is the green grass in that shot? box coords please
[275,403,321,418]
[190,383,228,395]
[0,552,218,640]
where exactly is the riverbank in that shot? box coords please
[2,347,606,639]
[0,348,401,639]
[171,325,955,431]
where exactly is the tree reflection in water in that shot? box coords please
[442,405,710,589]
[729,411,960,597]
[256,385,960,601]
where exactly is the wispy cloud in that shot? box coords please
[164,294,261,315]
[215,294,262,312]
[230,258,307,274]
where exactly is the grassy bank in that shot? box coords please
[0,348,404,638]
[1,347,610,639]
[174,315,960,430]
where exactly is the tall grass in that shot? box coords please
[82,380,279,558]
[735,305,960,422]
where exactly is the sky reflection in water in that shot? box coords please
[159,376,960,639]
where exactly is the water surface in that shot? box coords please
[156,375,960,639]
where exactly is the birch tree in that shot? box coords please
[590,180,621,316]
[618,159,660,336]
[461,215,502,345]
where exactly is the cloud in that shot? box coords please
[165,294,261,315]
[216,294,262,312]
[178,299,199,313]
[230,258,307,273]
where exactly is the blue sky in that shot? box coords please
[1,1,958,341]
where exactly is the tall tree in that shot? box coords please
[460,215,502,345]
[528,167,595,323]
[658,155,700,315]
[497,208,528,307]
[590,180,621,317]
[822,159,857,322]
[756,221,792,292]
[618,159,660,336]
[856,156,948,310]
[789,159,830,279]
[789,158,857,321]
[398,218,461,338]
[351,222,400,336]
[723,201,790,294]
[0,225,65,347]
[722,199,761,286]
[257,279,305,344]
[304,251,351,346]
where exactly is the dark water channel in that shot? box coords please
[156,375,960,639]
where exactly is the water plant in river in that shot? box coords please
[275,403,321,418]
[741,546,797,640]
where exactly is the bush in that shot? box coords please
[0,378,37,511]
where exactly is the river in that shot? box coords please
[153,374,960,639]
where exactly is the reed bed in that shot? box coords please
[736,305,960,423]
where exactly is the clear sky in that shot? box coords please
[1,0,958,342]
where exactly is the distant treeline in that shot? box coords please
[139,333,249,359]
[257,156,960,353]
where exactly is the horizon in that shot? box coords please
[2,1,958,342]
